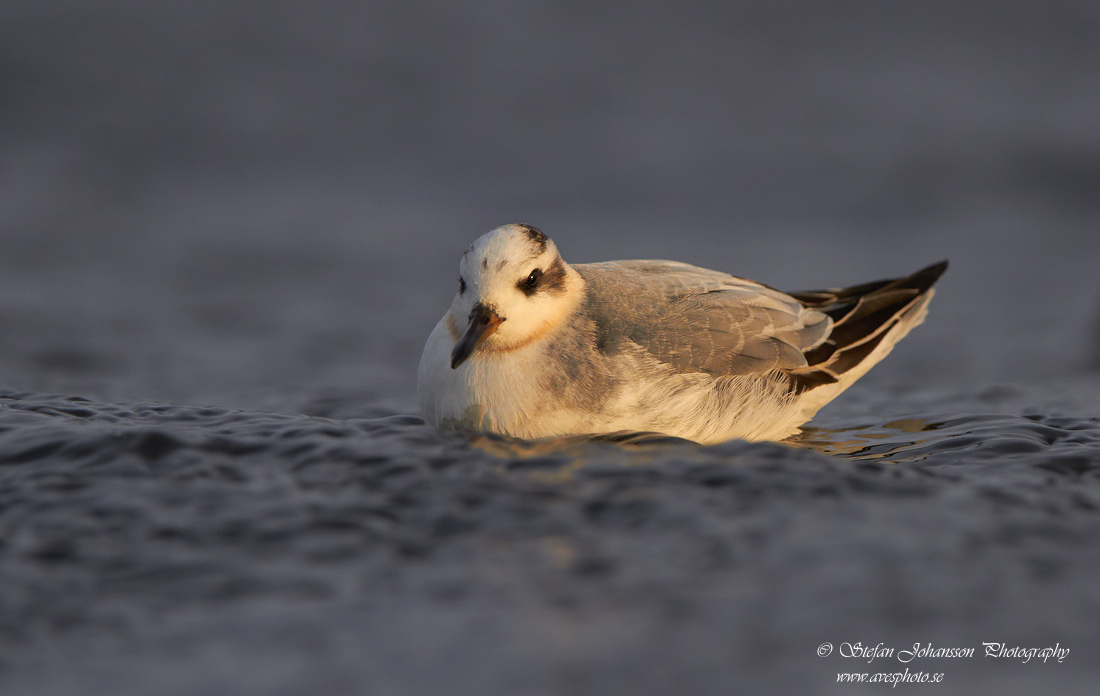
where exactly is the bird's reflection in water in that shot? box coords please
[468,429,694,481]
[468,418,959,472]
[789,418,951,461]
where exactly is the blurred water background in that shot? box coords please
[2,1,1100,694]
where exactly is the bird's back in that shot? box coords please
[574,260,831,378]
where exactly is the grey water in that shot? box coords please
[2,1,1100,694]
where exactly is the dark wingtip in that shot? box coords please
[904,259,949,292]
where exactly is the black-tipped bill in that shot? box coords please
[451,303,504,369]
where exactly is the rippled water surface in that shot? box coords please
[4,1,1100,694]
[3,382,1100,695]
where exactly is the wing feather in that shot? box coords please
[576,261,830,377]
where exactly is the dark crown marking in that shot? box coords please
[515,224,548,253]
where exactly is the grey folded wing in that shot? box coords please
[575,261,831,376]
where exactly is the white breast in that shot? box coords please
[417,319,596,440]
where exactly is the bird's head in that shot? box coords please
[446,224,584,369]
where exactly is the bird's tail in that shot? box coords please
[786,260,948,416]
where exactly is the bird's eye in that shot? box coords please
[458,277,466,294]
[518,268,542,295]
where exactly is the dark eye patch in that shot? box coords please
[517,268,542,296]
[458,277,467,294]
[539,256,568,295]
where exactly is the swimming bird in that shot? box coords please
[418,224,946,444]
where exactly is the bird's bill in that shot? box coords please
[451,304,504,369]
